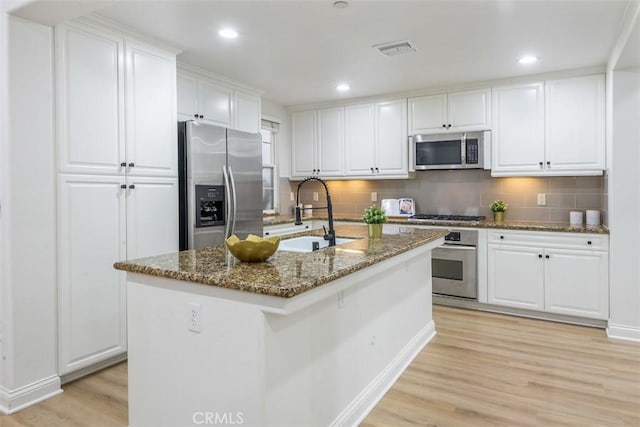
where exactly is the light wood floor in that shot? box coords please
[2,306,639,426]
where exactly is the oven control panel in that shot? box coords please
[445,232,461,242]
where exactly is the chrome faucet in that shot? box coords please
[294,177,336,247]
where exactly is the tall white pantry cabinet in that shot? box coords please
[55,21,179,375]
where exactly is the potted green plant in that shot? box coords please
[490,200,508,224]
[362,205,387,239]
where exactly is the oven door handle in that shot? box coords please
[440,245,476,250]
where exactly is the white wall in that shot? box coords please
[607,2,640,341]
[0,6,9,389]
[0,15,60,413]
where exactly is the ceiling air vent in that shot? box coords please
[374,40,417,57]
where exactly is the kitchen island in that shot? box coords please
[114,225,447,427]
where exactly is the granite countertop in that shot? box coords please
[114,225,448,298]
[264,214,609,234]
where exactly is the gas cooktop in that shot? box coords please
[408,214,486,223]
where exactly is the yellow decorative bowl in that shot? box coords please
[225,234,280,262]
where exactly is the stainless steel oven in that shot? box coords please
[432,229,477,299]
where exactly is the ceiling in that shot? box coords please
[13,0,635,106]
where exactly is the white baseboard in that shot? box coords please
[0,375,62,414]
[607,323,640,342]
[330,320,437,427]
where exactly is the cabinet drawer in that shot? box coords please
[487,230,608,250]
[263,222,312,237]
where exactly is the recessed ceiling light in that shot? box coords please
[333,1,349,8]
[336,83,350,92]
[219,28,238,39]
[519,55,538,64]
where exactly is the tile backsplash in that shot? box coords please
[287,170,604,223]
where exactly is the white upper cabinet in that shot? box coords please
[198,80,232,127]
[290,108,344,178]
[317,107,344,176]
[125,41,177,177]
[344,104,376,175]
[491,74,605,177]
[177,74,198,120]
[544,74,605,172]
[56,22,177,177]
[291,110,317,177]
[176,67,262,133]
[491,82,545,173]
[234,90,261,133]
[56,24,125,175]
[375,100,408,175]
[292,99,408,180]
[409,88,490,135]
[408,94,447,134]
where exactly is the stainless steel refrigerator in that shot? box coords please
[178,121,263,250]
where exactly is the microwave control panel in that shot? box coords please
[466,141,479,164]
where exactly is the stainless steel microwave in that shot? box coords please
[412,131,485,170]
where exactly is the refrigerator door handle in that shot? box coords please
[223,164,232,239]
[228,165,238,236]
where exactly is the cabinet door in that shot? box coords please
[56,24,125,175]
[291,111,317,177]
[491,83,545,174]
[448,88,491,131]
[376,100,408,175]
[487,244,544,310]
[544,249,609,319]
[344,104,376,175]
[58,174,127,374]
[125,41,177,177]
[234,90,261,133]
[317,107,344,176]
[545,75,605,172]
[177,74,198,121]
[126,177,178,259]
[198,80,232,127]
[408,94,447,135]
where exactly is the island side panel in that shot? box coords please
[127,279,266,427]
[264,245,435,427]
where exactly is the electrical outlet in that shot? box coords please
[371,192,377,202]
[537,193,546,206]
[313,192,319,202]
[188,303,201,333]
[289,192,294,202]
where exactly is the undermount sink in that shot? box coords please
[278,236,357,253]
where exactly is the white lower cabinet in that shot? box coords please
[487,245,544,310]
[58,175,127,375]
[487,230,609,320]
[544,248,609,319]
[58,174,178,374]
[263,221,314,237]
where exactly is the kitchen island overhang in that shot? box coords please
[115,225,446,427]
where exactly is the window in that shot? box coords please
[261,119,279,213]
